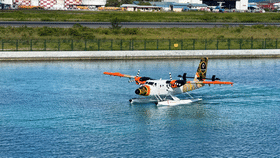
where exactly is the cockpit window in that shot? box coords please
[146,82,154,85]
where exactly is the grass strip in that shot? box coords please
[1,10,280,22]
[0,25,279,40]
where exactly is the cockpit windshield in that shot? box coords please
[146,82,154,85]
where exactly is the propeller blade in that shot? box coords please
[136,70,140,77]
[169,72,172,80]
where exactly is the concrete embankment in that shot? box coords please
[0,49,279,61]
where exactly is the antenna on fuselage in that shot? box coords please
[169,72,172,80]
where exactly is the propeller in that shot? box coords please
[169,73,187,88]
[128,70,140,83]
[169,72,172,80]
[136,70,140,77]
[129,70,153,84]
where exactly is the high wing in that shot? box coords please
[103,72,135,79]
[103,71,153,85]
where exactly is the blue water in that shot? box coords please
[0,59,279,157]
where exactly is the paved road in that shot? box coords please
[1,21,280,28]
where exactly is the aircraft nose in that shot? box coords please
[135,85,150,96]
[135,89,140,95]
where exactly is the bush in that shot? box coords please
[68,28,81,36]
[122,28,138,35]
[41,18,52,21]
[38,26,55,36]
[252,24,265,29]
[73,23,83,28]
[217,35,224,39]
[235,28,242,33]
[264,8,270,12]
[112,29,120,35]
[81,33,95,39]
[102,29,110,35]
[110,17,122,30]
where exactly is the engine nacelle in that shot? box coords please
[170,80,186,88]
[135,85,151,96]
[135,77,153,85]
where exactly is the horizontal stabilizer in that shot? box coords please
[187,80,233,85]
[202,81,233,85]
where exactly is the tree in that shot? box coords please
[110,17,122,30]
[106,0,136,7]
[138,2,152,5]
[105,0,120,7]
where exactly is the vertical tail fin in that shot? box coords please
[194,57,208,81]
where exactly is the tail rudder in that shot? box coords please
[194,57,208,81]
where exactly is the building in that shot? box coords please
[163,0,248,10]
[236,0,248,10]
[163,0,202,4]
[120,4,162,11]
[1,0,12,8]
[249,0,279,2]
[120,4,138,11]
[121,2,207,12]
[257,1,275,9]
[274,2,280,10]
[3,0,106,9]
[171,3,208,11]
[149,2,175,11]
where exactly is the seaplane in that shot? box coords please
[104,57,233,106]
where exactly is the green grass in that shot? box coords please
[0,25,279,40]
[0,19,279,50]
[1,10,279,50]
[1,10,280,22]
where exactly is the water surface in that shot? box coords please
[0,59,279,157]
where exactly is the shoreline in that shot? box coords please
[0,50,279,61]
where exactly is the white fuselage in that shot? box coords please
[146,79,177,96]
[137,79,201,97]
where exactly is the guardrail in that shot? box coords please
[0,39,278,51]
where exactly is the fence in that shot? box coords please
[0,39,278,51]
